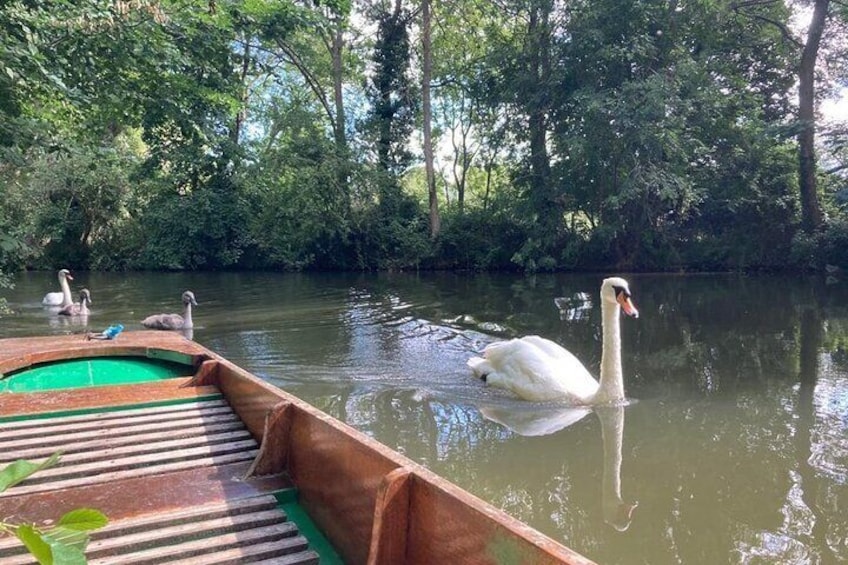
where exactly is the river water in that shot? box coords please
[2,270,848,564]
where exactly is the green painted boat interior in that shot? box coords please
[0,356,192,393]
[274,490,345,564]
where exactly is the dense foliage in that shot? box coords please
[0,0,846,273]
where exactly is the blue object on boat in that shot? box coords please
[103,324,124,339]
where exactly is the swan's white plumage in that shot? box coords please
[42,269,74,307]
[467,277,638,403]
[469,336,598,402]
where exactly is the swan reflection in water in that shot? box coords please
[47,311,89,330]
[479,403,638,532]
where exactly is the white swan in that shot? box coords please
[142,290,198,330]
[58,288,91,316]
[467,277,638,403]
[42,269,74,307]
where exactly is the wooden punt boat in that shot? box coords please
[0,331,594,565]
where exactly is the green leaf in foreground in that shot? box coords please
[43,526,89,551]
[0,453,62,492]
[1,452,106,564]
[45,536,88,565]
[16,524,53,565]
[57,508,109,532]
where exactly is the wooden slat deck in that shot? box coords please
[0,385,319,564]
[0,494,318,565]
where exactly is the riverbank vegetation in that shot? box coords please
[1,0,847,273]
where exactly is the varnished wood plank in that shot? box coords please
[20,438,258,482]
[87,527,309,565]
[170,546,321,565]
[0,450,260,498]
[1,398,230,432]
[367,467,412,565]
[95,494,282,537]
[0,495,282,554]
[0,518,296,565]
[3,412,240,452]
[0,422,249,464]
[2,430,254,467]
[0,379,219,418]
[4,404,234,441]
[0,461,292,526]
[0,502,298,563]
[83,510,295,559]
[245,401,292,477]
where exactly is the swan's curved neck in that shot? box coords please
[595,299,624,403]
[183,302,194,328]
[60,276,73,306]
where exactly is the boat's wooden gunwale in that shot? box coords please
[0,331,594,565]
[0,332,207,378]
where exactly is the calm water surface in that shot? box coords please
[3,271,848,564]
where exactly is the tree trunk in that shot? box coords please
[527,2,554,233]
[231,36,250,145]
[422,0,440,238]
[450,100,474,215]
[330,14,351,213]
[331,17,347,153]
[798,0,829,233]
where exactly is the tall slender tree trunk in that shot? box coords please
[527,2,554,234]
[331,17,347,153]
[422,0,440,238]
[231,35,250,145]
[798,0,829,233]
[451,99,474,215]
[329,15,351,212]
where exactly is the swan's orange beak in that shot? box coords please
[617,293,639,318]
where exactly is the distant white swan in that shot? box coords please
[58,288,91,317]
[467,277,638,403]
[142,290,198,331]
[42,269,74,307]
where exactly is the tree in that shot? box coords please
[523,0,556,238]
[422,0,441,237]
[797,0,829,232]
[424,0,507,213]
[732,0,842,234]
[365,0,418,205]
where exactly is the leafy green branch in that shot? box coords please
[0,453,108,565]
